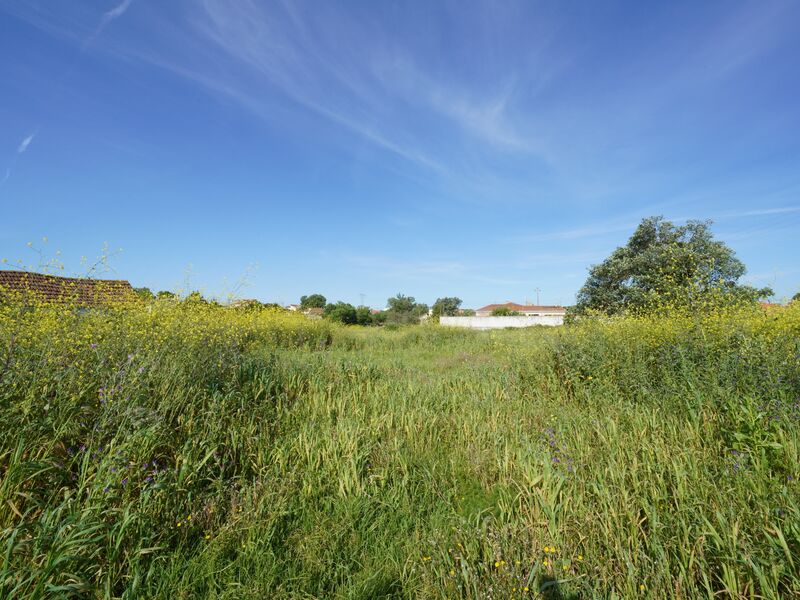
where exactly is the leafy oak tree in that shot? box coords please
[300,294,326,310]
[431,297,462,318]
[355,306,373,326]
[574,216,772,316]
[133,287,154,301]
[385,294,429,325]
[323,301,357,324]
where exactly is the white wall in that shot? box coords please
[440,315,564,329]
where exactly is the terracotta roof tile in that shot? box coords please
[476,302,566,313]
[0,270,136,306]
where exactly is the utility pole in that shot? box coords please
[359,292,366,307]
[533,287,541,305]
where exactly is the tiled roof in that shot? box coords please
[476,302,566,313]
[0,270,136,306]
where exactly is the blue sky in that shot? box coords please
[1,0,799,308]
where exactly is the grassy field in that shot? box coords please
[1,300,798,599]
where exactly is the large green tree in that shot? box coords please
[300,294,326,310]
[385,294,428,324]
[323,301,357,324]
[431,297,462,318]
[355,306,373,326]
[133,287,154,301]
[574,216,772,315]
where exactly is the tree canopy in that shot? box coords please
[385,293,429,324]
[431,297,462,318]
[323,301,357,324]
[355,306,373,326]
[300,294,326,309]
[134,287,154,301]
[574,216,772,315]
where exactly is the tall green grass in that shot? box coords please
[1,300,798,598]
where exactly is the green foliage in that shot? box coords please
[386,293,415,314]
[574,216,772,316]
[183,291,208,304]
[300,293,326,309]
[385,293,429,325]
[491,306,521,316]
[133,287,154,301]
[2,300,799,597]
[324,301,357,324]
[355,306,373,326]
[431,297,462,318]
[156,290,176,300]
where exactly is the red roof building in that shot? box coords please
[475,302,566,317]
[0,270,136,307]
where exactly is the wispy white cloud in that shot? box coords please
[80,0,136,52]
[510,205,800,246]
[103,0,133,23]
[345,254,468,278]
[511,222,636,244]
[511,252,606,269]
[715,206,800,220]
[184,0,450,172]
[17,134,35,153]
[1,134,37,187]
[371,57,533,151]
[343,253,531,286]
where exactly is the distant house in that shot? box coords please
[475,302,566,317]
[303,307,324,319]
[0,270,136,307]
[286,304,301,311]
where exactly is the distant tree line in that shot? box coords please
[294,293,475,326]
[132,288,483,326]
